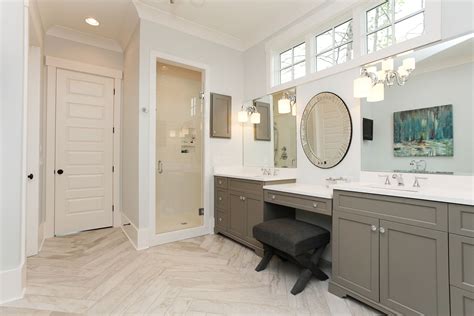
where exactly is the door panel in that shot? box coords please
[245,195,263,246]
[229,192,246,238]
[332,210,380,302]
[449,234,474,292]
[380,220,449,316]
[55,69,114,235]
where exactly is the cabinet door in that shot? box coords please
[450,234,474,292]
[380,220,449,316]
[245,195,263,246]
[210,93,231,138]
[451,286,474,316]
[228,192,246,238]
[332,210,380,302]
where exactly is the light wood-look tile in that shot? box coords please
[1,228,382,315]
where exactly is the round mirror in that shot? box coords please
[300,92,352,169]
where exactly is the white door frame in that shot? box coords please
[44,56,122,238]
[148,50,212,247]
[26,46,42,256]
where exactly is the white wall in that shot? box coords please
[44,35,123,70]
[122,24,140,227]
[362,62,474,175]
[0,0,26,302]
[137,19,244,230]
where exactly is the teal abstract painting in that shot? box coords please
[393,105,453,157]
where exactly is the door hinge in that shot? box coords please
[112,205,115,212]
[113,88,116,95]
[113,127,115,133]
[199,208,204,216]
[112,166,115,173]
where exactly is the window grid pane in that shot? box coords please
[395,12,425,43]
[366,1,392,33]
[394,0,425,20]
[335,20,353,46]
[293,43,306,64]
[316,30,333,55]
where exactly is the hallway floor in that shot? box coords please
[1,228,381,315]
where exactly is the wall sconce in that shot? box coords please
[278,93,296,114]
[353,56,415,102]
[238,104,260,124]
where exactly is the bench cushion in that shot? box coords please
[253,218,330,257]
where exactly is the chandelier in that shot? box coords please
[353,56,416,102]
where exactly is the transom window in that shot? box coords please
[366,0,425,53]
[279,42,306,84]
[315,19,354,72]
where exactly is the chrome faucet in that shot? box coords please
[378,174,391,185]
[413,176,427,188]
[392,173,404,186]
[272,168,279,176]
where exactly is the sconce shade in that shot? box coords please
[402,57,416,70]
[353,76,372,98]
[398,65,409,77]
[291,103,297,116]
[278,98,291,114]
[367,83,384,102]
[238,110,248,123]
[382,58,394,71]
[250,112,261,124]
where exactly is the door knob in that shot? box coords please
[218,197,222,201]
[271,195,276,200]
[27,173,34,180]
[379,227,386,234]
[371,225,377,232]
[313,202,318,208]
[57,169,64,175]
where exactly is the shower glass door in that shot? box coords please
[155,62,203,234]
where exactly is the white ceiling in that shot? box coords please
[36,0,138,48]
[138,0,326,49]
[36,0,326,51]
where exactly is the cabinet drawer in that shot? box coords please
[229,179,263,196]
[215,177,228,189]
[334,190,448,231]
[215,189,228,210]
[451,286,474,316]
[215,210,228,229]
[265,190,332,216]
[449,204,474,238]
[450,234,474,293]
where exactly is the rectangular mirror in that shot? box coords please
[361,33,474,175]
[243,88,297,168]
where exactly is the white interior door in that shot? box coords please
[54,69,114,235]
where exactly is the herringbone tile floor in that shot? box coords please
[1,228,381,315]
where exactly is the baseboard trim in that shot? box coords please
[120,212,148,250]
[0,263,26,304]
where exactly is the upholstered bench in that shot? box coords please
[253,218,330,295]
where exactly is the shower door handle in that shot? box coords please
[157,160,163,174]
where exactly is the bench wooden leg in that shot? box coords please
[291,268,312,295]
[255,246,273,272]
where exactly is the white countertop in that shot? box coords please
[263,183,333,199]
[333,182,474,206]
[214,172,296,182]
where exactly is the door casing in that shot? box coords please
[44,56,122,238]
[148,50,211,247]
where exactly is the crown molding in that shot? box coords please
[46,25,123,53]
[134,0,246,52]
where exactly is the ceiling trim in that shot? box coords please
[46,25,123,53]
[134,0,246,52]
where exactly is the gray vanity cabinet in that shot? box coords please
[332,210,380,302]
[379,220,449,316]
[228,192,247,239]
[330,190,451,316]
[210,93,231,138]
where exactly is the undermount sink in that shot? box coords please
[365,184,420,193]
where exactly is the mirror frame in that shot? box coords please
[300,91,353,169]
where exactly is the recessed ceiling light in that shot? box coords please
[85,17,100,26]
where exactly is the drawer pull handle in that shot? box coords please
[272,195,276,200]
[218,180,222,185]
[313,202,318,208]
[371,225,377,232]
[218,197,222,201]
[242,196,246,201]
[379,227,386,234]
